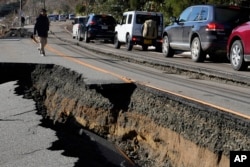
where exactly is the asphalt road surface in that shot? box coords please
[0,81,135,167]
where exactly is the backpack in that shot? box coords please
[142,19,157,39]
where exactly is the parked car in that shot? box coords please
[72,16,87,41]
[114,11,163,51]
[162,5,250,62]
[69,14,75,20]
[58,14,67,22]
[82,14,116,43]
[47,14,57,22]
[227,21,250,71]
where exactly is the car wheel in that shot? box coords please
[230,40,248,71]
[142,45,148,51]
[84,30,90,43]
[191,37,205,62]
[114,34,121,49]
[162,35,174,57]
[78,30,83,41]
[126,34,133,51]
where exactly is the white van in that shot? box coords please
[72,16,87,41]
[114,11,163,51]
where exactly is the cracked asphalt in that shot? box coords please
[0,81,78,167]
[0,80,136,167]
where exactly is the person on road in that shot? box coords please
[21,16,25,27]
[34,8,49,56]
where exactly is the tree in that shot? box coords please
[75,3,86,15]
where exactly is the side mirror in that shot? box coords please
[170,16,177,23]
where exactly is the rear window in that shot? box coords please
[136,14,162,26]
[215,7,250,24]
[78,17,86,24]
[93,15,116,25]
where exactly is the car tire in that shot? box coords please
[84,30,90,43]
[142,45,148,51]
[114,34,121,49]
[230,40,248,71]
[162,35,174,57]
[191,37,205,62]
[126,34,133,51]
[78,30,83,41]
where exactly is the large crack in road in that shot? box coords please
[1,63,249,167]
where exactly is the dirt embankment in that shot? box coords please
[1,63,249,167]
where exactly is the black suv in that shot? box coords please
[83,14,116,43]
[162,5,250,62]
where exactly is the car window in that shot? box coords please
[79,17,86,24]
[128,14,132,24]
[93,15,116,25]
[200,7,208,21]
[136,14,162,25]
[188,7,202,21]
[122,15,127,24]
[74,18,78,24]
[215,7,250,24]
[179,7,192,22]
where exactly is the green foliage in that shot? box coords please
[75,3,86,15]
[22,0,249,23]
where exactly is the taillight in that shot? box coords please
[132,37,137,41]
[89,21,96,25]
[206,22,224,31]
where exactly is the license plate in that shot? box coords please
[144,39,152,45]
[101,25,108,29]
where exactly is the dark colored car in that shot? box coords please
[83,14,116,43]
[227,21,250,71]
[162,5,250,62]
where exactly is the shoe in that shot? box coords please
[41,51,45,57]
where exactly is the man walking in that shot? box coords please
[34,9,49,56]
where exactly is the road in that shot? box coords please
[0,81,135,167]
[23,22,250,117]
[1,21,250,117]
[0,24,136,166]
[0,21,250,166]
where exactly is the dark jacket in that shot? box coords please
[34,14,49,37]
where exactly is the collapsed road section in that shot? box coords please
[1,63,249,167]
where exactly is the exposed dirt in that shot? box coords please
[0,27,32,38]
[1,63,249,167]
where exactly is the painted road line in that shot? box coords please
[45,44,250,120]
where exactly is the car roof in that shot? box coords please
[123,10,163,15]
[189,4,246,9]
[88,13,113,17]
[75,16,87,18]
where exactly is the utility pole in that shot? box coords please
[20,0,22,27]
